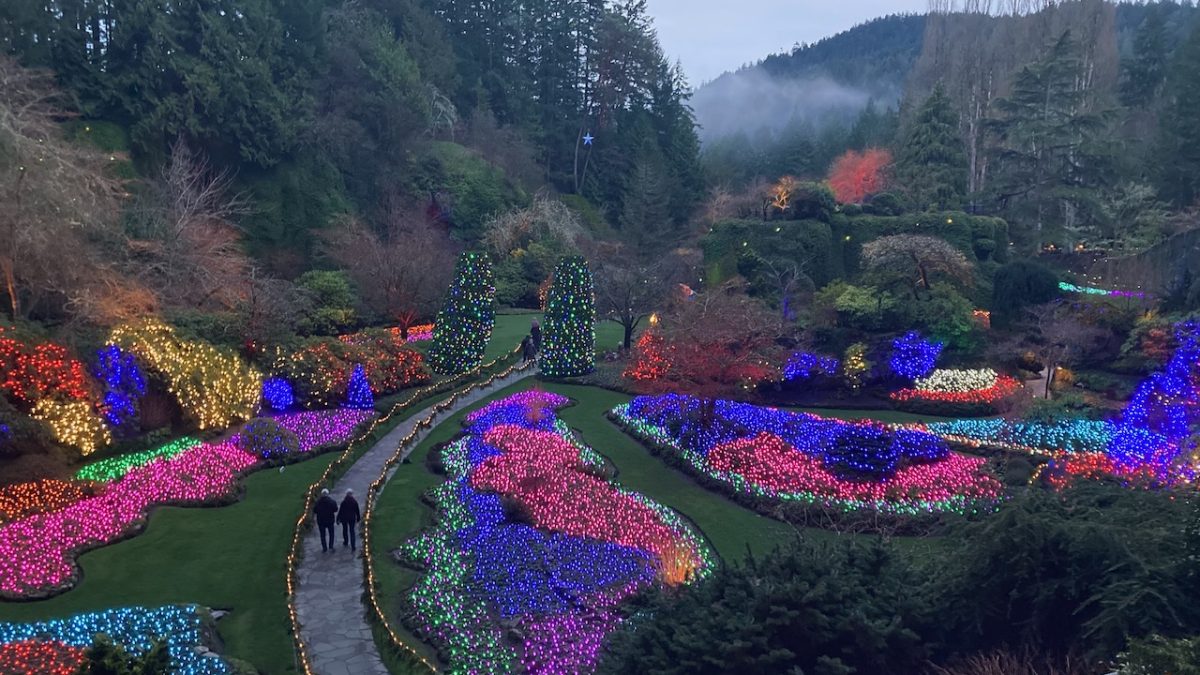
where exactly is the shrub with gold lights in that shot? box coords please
[109,320,262,431]
[30,399,111,456]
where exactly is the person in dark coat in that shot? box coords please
[313,488,338,552]
[521,335,534,363]
[337,489,361,552]
[530,319,541,353]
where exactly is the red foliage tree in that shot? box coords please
[827,148,892,204]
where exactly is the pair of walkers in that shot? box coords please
[313,488,360,553]
[521,319,542,363]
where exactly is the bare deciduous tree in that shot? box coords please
[1025,301,1107,397]
[322,205,456,339]
[127,140,253,310]
[0,57,123,319]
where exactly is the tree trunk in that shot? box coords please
[623,322,633,350]
[1,258,17,319]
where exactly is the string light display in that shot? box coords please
[261,377,295,411]
[294,345,524,675]
[891,369,1021,408]
[94,345,146,431]
[540,256,596,378]
[924,418,1112,456]
[75,437,201,483]
[623,329,672,381]
[612,394,1001,516]
[782,352,839,381]
[0,639,84,675]
[346,364,374,409]
[0,326,92,405]
[404,324,435,342]
[429,252,496,375]
[0,441,257,598]
[0,605,231,674]
[258,409,376,454]
[0,479,93,523]
[912,368,998,392]
[888,331,943,380]
[31,398,112,456]
[842,343,869,392]
[396,391,712,674]
[1058,281,1147,299]
[109,320,262,430]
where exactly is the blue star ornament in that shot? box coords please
[582,132,594,146]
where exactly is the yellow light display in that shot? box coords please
[31,399,111,456]
[108,320,262,430]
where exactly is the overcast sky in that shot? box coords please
[647,0,930,86]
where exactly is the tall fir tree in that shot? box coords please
[1157,22,1200,207]
[429,252,496,375]
[1121,5,1169,108]
[540,256,596,377]
[896,85,968,211]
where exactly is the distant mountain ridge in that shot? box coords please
[692,15,927,141]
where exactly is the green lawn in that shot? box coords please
[488,313,626,361]
[0,454,334,675]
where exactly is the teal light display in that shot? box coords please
[540,256,595,377]
[429,252,496,375]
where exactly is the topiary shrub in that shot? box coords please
[992,260,1059,318]
[236,418,301,461]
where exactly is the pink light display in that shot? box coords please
[0,442,256,598]
[475,424,708,572]
[259,409,376,452]
[708,432,1002,508]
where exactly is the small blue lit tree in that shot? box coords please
[888,331,943,380]
[346,364,374,409]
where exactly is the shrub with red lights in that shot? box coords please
[274,332,429,408]
[0,639,85,675]
[623,330,672,382]
[0,327,95,407]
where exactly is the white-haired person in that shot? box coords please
[337,489,362,553]
[313,488,339,552]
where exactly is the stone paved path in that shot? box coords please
[294,367,533,675]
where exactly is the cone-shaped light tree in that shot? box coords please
[541,256,596,377]
[429,252,496,375]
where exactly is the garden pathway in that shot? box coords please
[293,367,533,675]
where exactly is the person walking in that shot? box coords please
[338,489,361,553]
[314,488,338,552]
[530,319,542,353]
[521,335,534,363]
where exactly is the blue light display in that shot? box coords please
[626,393,949,480]
[782,352,840,381]
[260,378,295,412]
[94,345,146,430]
[888,331,943,380]
[346,364,373,410]
[0,605,230,674]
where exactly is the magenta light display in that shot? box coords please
[0,442,256,597]
[257,409,376,452]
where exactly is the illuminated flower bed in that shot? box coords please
[611,394,1001,517]
[924,418,1113,456]
[253,408,376,453]
[1059,281,1147,299]
[75,437,202,483]
[0,479,95,523]
[399,391,712,674]
[0,605,230,674]
[0,442,256,597]
[891,369,1022,413]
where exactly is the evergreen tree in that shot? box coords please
[346,364,374,409]
[1157,22,1200,207]
[429,252,496,375]
[1121,5,1169,108]
[895,85,968,210]
[540,256,595,377]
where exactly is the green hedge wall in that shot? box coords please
[703,211,1010,288]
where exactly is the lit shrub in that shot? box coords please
[30,399,112,456]
[109,320,262,430]
[236,418,301,461]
